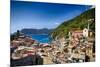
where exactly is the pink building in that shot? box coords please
[70,29,83,38]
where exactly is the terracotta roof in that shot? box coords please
[70,28,83,32]
[71,30,83,33]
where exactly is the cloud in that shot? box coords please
[90,5,95,9]
[55,22,60,25]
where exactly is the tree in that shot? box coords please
[16,30,20,38]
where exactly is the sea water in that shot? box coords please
[29,34,51,43]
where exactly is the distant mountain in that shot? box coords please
[51,8,95,38]
[20,28,53,35]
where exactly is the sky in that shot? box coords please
[11,0,92,33]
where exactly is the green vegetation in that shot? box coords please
[51,8,95,39]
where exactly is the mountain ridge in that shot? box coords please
[51,8,95,38]
[20,28,53,35]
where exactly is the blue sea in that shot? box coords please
[29,34,51,43]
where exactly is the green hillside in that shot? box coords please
[51,8,95,39]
